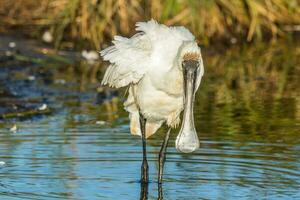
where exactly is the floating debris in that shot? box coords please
[9,124,17,132]
[96,121,107,125]
[28,75,36,81]
[8,42,16,48]
[54,79,66,85]
[42,31,53,43]
[0,161,5,166]
[38,104,48,111]
[1,103,52,119]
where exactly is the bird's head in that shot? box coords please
[175,41,204,153]
[177,41,203,74]
[176,41,204,90]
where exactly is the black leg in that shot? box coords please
[140,182,148,200]
[157,183,163,200]
[139,112,148,183]
[158,128,171,185]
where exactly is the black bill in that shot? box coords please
[175,60,200,153]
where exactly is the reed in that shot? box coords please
[1,0,300,49]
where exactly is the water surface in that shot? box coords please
[0,40,300,199]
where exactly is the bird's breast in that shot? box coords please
[136,74,184,121]
[149,66,184,96]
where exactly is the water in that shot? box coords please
[0,40,300,199]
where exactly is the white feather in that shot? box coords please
[101,20,204,143]
[101,19,195,88]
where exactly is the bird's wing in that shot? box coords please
[101,20,196,88]
[101,29,152,88]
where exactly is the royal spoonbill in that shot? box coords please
[101,20,204,184]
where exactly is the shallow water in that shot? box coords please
[0,40,300,199]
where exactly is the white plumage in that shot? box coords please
[101,20,204,149]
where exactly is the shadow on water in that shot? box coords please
[0,37,300,199]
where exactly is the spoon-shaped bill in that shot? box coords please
[176,60,199,153]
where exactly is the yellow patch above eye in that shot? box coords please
[183,53,200,61]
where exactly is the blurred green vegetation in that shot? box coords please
[1,0,300,49]
[197,40,300,138]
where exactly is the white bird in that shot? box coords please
[101,20,204,184]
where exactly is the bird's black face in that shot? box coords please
[176,59,200,153]
[182,60,199,98]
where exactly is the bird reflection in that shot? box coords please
[139,182,164,200]
[158,184,163,200]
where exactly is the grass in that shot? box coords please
[0,0,300,49]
